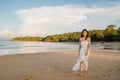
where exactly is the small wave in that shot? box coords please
[0,45,4,46]
[104,45,120,50]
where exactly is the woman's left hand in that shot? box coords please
[85,52,88,56]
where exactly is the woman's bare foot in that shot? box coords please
[79,72,84,76]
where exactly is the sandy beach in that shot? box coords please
[0,50,120,80]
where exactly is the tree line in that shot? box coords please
[11,25,120,42]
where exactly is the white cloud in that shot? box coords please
[0,29,15,38]
[16,4,120,36]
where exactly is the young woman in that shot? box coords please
[72,29,91,75]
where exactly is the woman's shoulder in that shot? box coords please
[80,37,90,39]
[87,37,90,39]
[79,37,90,41]
[87,37,91,41]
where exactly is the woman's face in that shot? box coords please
[83,30,87,37]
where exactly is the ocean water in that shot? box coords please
[0,41,119,56]
[0,41,78,56]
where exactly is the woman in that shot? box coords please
[72,29,91,75]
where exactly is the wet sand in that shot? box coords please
[0,50,120,80]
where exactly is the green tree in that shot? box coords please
[11,24,120,42]
[104,25,118,41]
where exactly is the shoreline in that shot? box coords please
[0,41,120,57]
[0,49,119,57]
[5,40,120,44]
[0,50,120,80]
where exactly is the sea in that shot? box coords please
[0,41,119,56]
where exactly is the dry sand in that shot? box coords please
[0,50,120,80]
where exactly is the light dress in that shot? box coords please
[72,40,90,71]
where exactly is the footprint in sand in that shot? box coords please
[115,66,120,71]
[102,73,110,78]
[19,75,33,80]
[108,70,112,72]
[101,70,111,78]
[94,76,99,79]
[115,66,119,68]
[90,76,99,80]
[118,69,120,71]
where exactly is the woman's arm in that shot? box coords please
[85,37,91,56]
[79,38,81,56]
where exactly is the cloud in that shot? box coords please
[0,29,15,38]
[16,4,120,36]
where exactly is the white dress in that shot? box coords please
[72,40,90,71]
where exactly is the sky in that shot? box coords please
[0,0,120,38]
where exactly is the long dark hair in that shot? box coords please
[81,29,89,40]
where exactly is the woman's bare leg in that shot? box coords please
[84,57,88,72]
[79,60,84,76]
